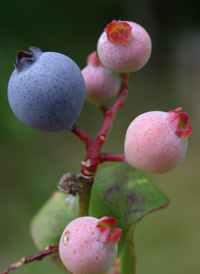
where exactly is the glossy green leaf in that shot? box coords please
[89,163,170,274]
[30,191,79,270]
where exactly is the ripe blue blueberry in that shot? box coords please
[7,47,85,132]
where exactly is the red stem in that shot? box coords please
[95,73,129,148]
[72,73,129,216]
[73,73,129,179]
[71,124,93,148]
[99,153,126,163]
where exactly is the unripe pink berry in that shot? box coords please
[124,108,192,173]
[82,51,121,106]
[59,216,122,274]
[97,20,152,73]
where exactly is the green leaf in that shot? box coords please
[89,163,170,274]
[30,191,79,270]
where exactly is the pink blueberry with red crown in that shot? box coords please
[82,51,121,106]
[97,20,152,73]
[59,216,122,274]
[124,108,192,173]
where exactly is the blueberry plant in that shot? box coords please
[2,20,192,274]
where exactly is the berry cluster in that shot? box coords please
[6,19,192,274]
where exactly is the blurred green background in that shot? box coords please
[0,0,200,273]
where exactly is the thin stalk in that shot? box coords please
[71,73,129,217]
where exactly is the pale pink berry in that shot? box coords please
[97,20,152,73]
[59,216,122,274]
[82,51,121,106]
[124,108,192,173]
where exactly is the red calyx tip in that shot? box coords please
[169,107,192,138]
[87,51,101,67]
[96,216,122,245]
[105,20,132,44]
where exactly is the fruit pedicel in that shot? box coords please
[4,20,192,274]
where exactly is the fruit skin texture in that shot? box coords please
[59,216,122,274]
[82,51,121,106]
[97,20,152,73]
[8,47,85,132]
[124,108,192,173]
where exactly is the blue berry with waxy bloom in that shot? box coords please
[8,47,85,132]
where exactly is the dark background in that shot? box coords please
[0,1,200,273]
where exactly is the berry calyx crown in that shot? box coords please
[14,46,42,71]
[87,51,101,67]
[105,20,132,45]
[168,107,192,138]
[96,216,122,245]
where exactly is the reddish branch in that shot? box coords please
[72,73,129,216]
[99,153,125,163]
[72,73,129,180]
[71,124,93,148]
[1,245,59,274]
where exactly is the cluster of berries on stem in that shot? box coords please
[3,19,192,274]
